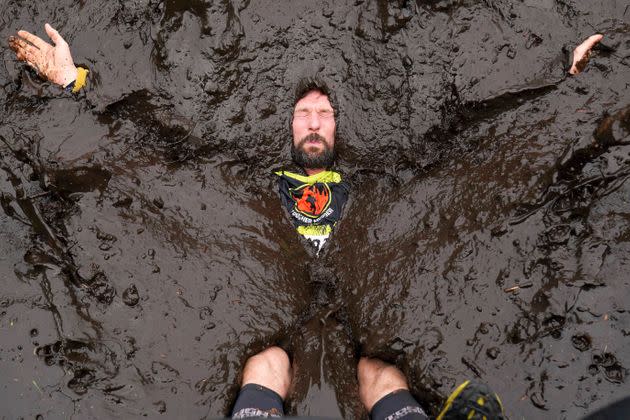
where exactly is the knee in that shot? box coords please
[251,346,290,373]
[242,346,292,399]
[357,357,409,412]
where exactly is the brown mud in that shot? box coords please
[1,1,629,418]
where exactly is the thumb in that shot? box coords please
[45,23,65,45]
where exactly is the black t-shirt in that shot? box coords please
[275,170,349,251]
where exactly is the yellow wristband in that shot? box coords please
[72,67,89,93]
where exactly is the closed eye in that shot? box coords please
[294,110,334,118]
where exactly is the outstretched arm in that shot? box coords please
[9,23,87,92]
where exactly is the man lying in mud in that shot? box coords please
[8,25,606,419]
[8,25,603,254]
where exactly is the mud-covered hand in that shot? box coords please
[570,34,604,75]
[9,23,78,87]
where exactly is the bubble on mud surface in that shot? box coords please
[122,284,140,306]
[153,400,167,414]
[571,334,592,352]
[603,363,626,384]
[590,352,627,384]
[592,352,617,368]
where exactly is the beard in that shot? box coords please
[291,133,336,170]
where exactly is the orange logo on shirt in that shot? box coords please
[291,184,331,218]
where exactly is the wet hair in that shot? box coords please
[293,76,337,111]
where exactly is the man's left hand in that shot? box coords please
[570,34,604,75]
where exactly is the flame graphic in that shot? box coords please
[292,184,331,217]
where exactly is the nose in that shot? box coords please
[307,112,321,131]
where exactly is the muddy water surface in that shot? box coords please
[1,1,629,418]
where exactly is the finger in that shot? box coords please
[583,34,604,48]
[11,40,42,68]
[44,23,66,46]
[16,30,48,50]
[573,34,604,58]
[18,48,41,68]
[575,34,604,56]
[8,36,40,58]
[8,36,21,53]
[12,46,41,73]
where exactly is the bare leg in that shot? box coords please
[357,357,410,412]
[358,357,505,420]
[241,346,292,400]
[231,346,292,418]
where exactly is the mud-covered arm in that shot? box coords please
[8,23,88,93]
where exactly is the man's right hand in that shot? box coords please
[9,23,78,87]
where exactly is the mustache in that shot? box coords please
[298,133,327,146]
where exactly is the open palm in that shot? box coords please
[9,23,77,87]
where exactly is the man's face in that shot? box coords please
[291,90,336,170]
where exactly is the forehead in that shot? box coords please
[294,90,333,110]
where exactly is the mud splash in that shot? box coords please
[1,1,629,418]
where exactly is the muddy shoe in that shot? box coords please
[436,380,505,420]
